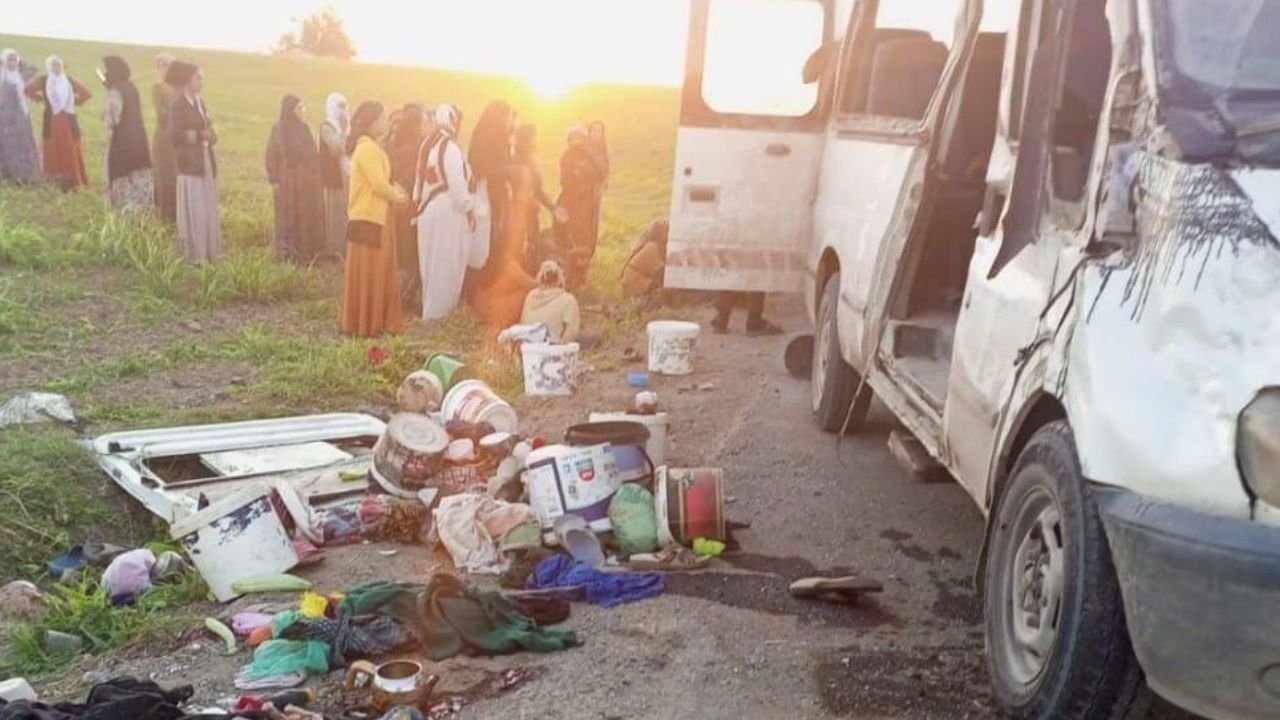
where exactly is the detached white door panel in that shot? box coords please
[667,0,833,293]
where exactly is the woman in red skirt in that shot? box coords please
[25,55,90,191]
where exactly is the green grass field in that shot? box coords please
[0,33,680,592]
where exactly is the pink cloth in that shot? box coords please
[101,549,155,602]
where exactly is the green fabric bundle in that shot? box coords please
[608,484,659,556]
[340,576,578,661]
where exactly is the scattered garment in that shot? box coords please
[278,611,410,665]
[528,555,665,608]
[232,612,275,637]
[0,393,74,428]
[505,595,570,627]
[341,577,578,661]
[433,495,533,575]
[0,677,193,720]
[240,640,329,681]
[101,549,156,604]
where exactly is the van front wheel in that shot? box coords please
[985,421,1149,720]
[812,272,870,433]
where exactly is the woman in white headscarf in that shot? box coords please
[0,49,41,183]
[25,55,91,190]
[414,104,476,321]
[318,92,350,256]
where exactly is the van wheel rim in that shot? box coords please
[1001,484,1065,686]
[813,299,832,412]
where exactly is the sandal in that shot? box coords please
[789,575,883,604]
[628,545,713,572]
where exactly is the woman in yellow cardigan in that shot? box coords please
[341,101,409,337]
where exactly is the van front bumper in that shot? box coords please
[1096,487,1280,720]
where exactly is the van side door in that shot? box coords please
[666,0,834,293]
[814,0,979,371]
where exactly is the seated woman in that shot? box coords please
[521,260,580,344]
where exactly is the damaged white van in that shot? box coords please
[667,0,1280,718]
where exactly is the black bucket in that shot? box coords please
[565,421,653,484]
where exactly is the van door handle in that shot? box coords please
[765,143,792,157]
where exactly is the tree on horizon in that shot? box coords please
[276,8,356,60]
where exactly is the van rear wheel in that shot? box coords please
[812,272,870,433]
[985,421,1149,720]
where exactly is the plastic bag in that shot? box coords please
[242,639,330,679]
[608,484,659,557]
[0,393,75,428]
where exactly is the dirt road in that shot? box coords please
[90,297,1196,719]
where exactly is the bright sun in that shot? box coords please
[524,73,580,101]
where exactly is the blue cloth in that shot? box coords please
[527,555,665,608]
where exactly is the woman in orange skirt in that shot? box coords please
[341,101,409,338]
[25,55,91,190]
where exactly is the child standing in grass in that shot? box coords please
[341,101,408,337]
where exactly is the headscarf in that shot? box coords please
[276,94,318,168]
[101,55,151,181]
[538,260,566,289]
[346,100,384,155]
[468,100,513,182]
[434,104,460,138]
[155,53,175,83]
[566,126,587,146]
[325,92,349,134]
[164,61,198,88]
[102,55,131,87]
[1,49,27,114]
[45,55,75,115]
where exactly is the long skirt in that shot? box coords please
[176,153,222,263]
[341,215,404,338]
[419,197,473,321]
[0,88,41,183]
[108,169,155,214]
[322,184,348,257]
[43,113,88,190]
[272,166,324,262]
[152,125,177,222]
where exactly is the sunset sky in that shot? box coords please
[8,0,693,88]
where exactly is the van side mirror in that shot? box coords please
[803,41,839,84]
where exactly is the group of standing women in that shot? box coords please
[0,48,222,263]
[336,98,609,338]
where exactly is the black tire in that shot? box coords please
[985,421,1149,720]
[811,272,871,433]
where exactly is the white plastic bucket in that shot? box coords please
[647,321,700,376]
[588,411,669,467]
[442,379,519,433]
[524,443,621,538]
[169,483,298,602]
[521,343,579,397]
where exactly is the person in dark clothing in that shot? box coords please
[467,100,516,291]
[387,103,426,307]
[264,94,323,261]
[98,55,153,213]
[165,60,221,262]
[713,292,783,336]
[555,126,605,290]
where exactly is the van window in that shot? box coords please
[701,0,826,117]
[1050,0,1111,202]
[838,0,965,119]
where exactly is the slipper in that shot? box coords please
[628,545,712,572]
[47,545,86,576]
[554,515,605,569]
[789,576,884,602]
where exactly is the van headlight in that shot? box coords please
[1239,389,1280,507]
